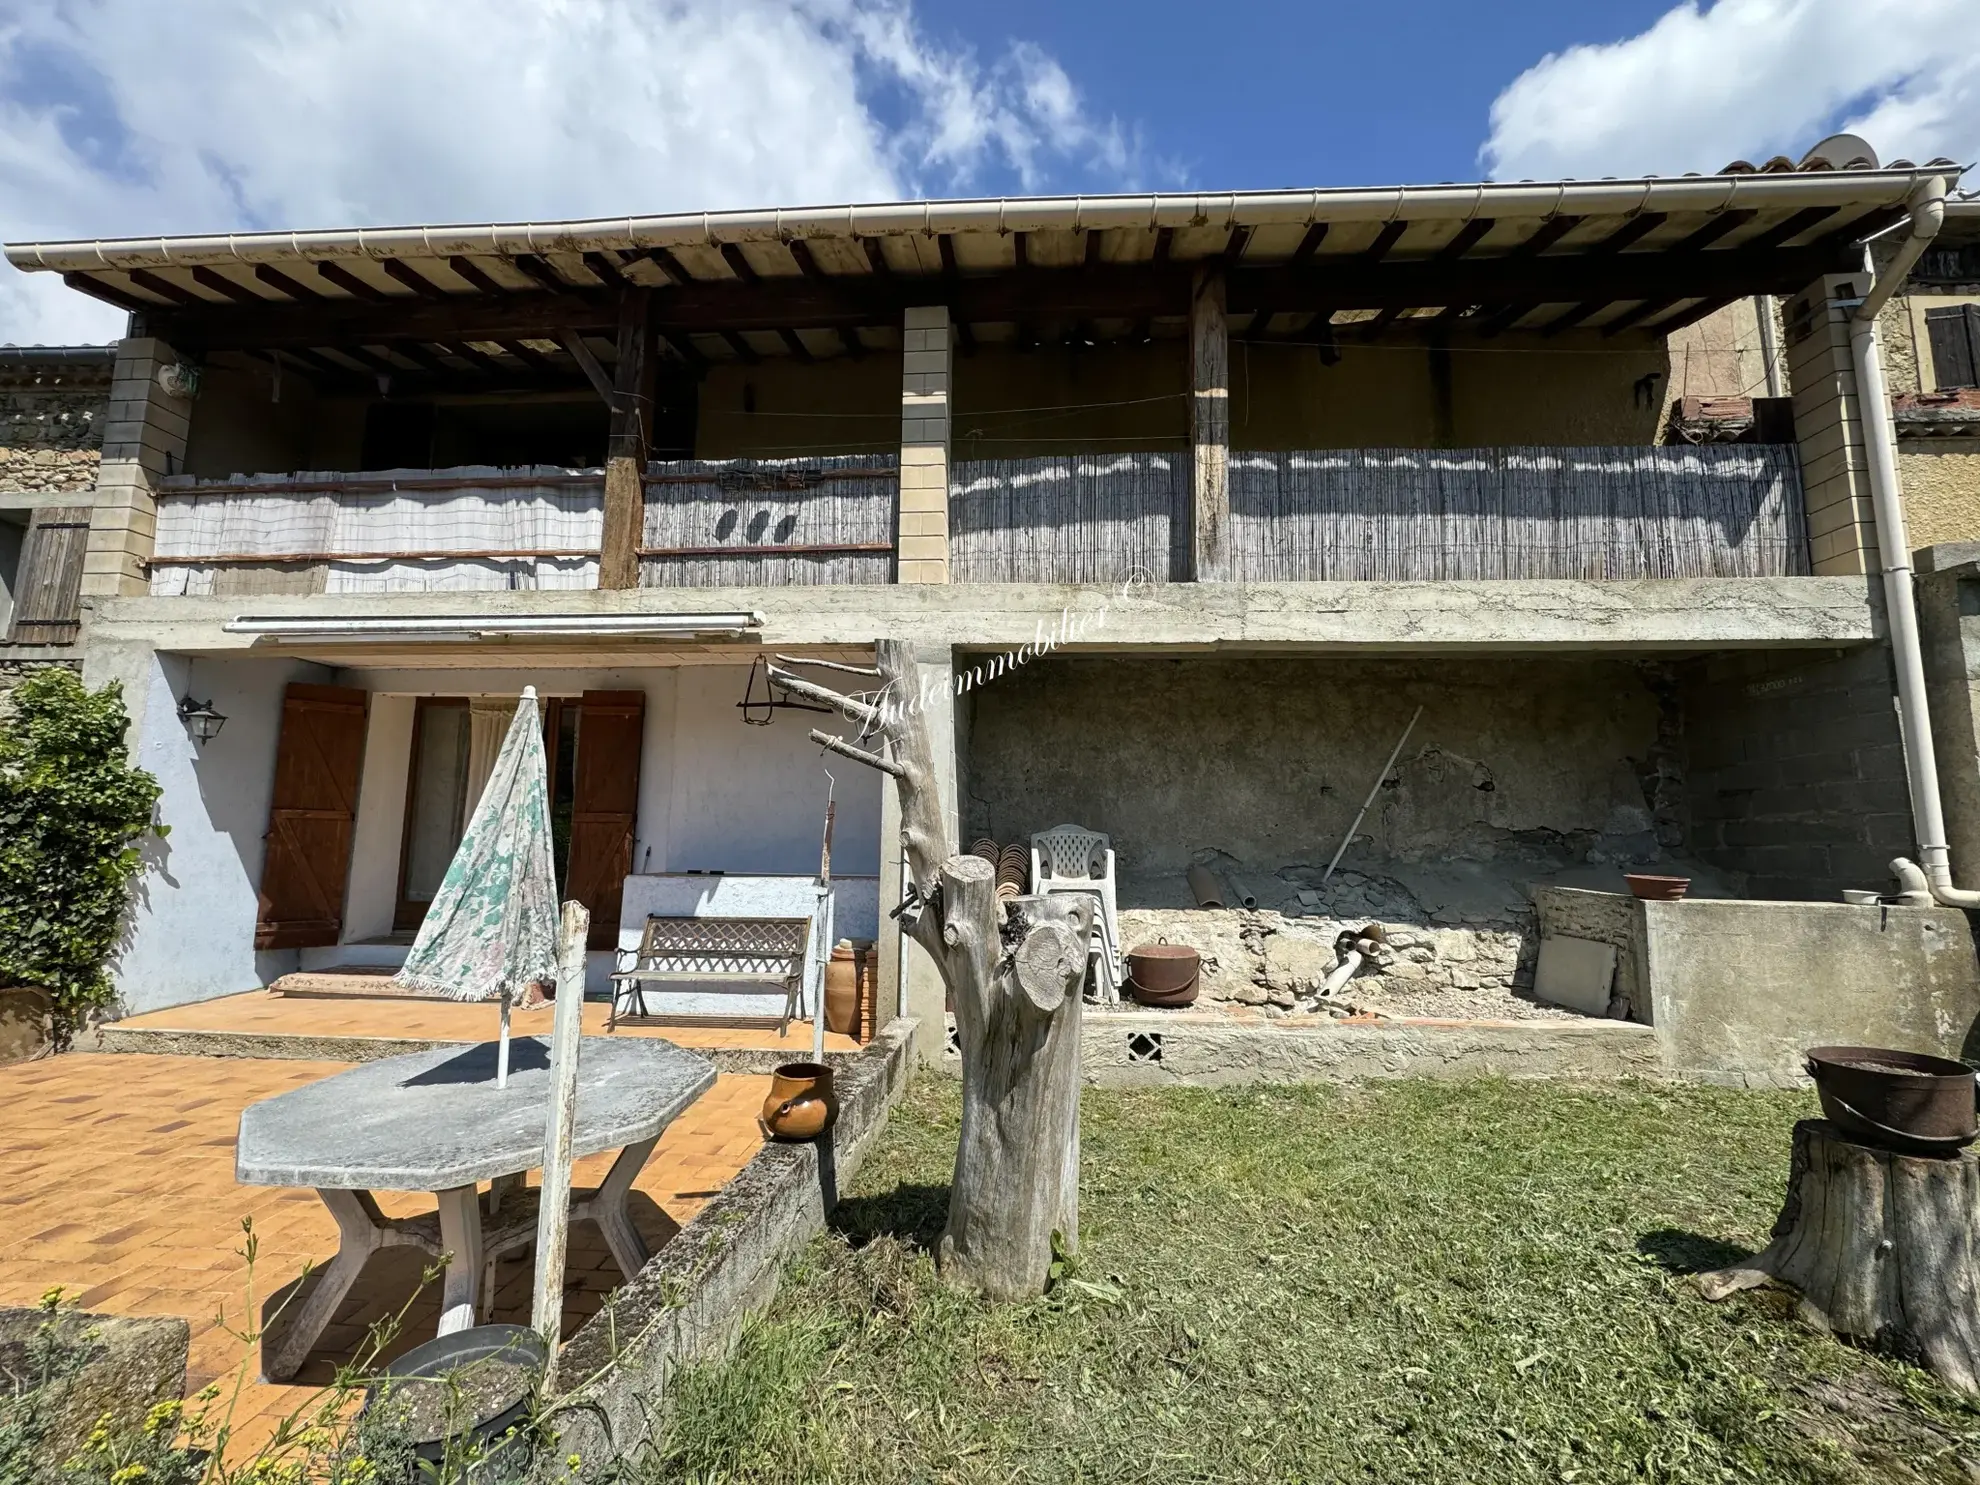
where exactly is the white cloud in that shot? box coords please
[1482,0,1979,183]
[0,0,1137,346]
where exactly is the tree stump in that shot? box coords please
[1699,1119,1980,1393]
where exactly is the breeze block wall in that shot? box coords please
[1679,645,1914,900]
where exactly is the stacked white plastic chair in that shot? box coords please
[1030,824,1123,1003]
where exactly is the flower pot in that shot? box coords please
[760,1062,836,1141]
[1126,944,1200,1007]
[363,1323,545,1481]
[1623,873,1690,902]
[824,943,859,1035]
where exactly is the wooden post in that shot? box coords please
[599,290,652,590]
[532,899,590,1390]
[1190,266,1230,582]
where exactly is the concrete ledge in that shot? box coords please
[540,1016,915,1480]
[86,1021,869,1075]
[87,575,1880,660]
[1076,1010,1661,1087]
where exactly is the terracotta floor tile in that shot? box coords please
[3,1050,767,1455]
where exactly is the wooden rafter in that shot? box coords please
[128,268,197,307]
[380,260,447,300]
[315,262,391,302]
[190,266,265,305]
[510,254,570,294]
[253,264,323,301]
[448,256,509,296]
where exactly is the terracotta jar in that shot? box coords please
[760,1062,837,1142]
[824,943,859,1035]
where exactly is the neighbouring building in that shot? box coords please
[5,137,1978,1083]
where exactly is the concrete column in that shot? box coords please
[1190,267,1230,581]
[1783,274,1878,575]
[874,644,958,1067]
[83,338,192,598]
[897,305,952,584]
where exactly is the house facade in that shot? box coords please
[6,143,1977,1072]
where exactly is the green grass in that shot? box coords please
[638,1077,1980,1484]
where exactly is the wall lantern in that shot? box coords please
[177,695,228,747]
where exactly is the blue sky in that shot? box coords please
[0,0,1973,344]
[908,0,1678,190]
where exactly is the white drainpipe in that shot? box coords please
[1850,177,1968,902]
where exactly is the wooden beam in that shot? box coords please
[1509,215,1584,259]
[599,289,651,590]
[937,233,975,351]
[447,256,509,296]
[657,330,708,374]
[383,341,454,376]
[314,261,391,302]
[1085,230,1104,268]
[787,242,860,356]
[380,259,448,300]
[860,237,892,276]
[582,251,630,290]
[1363,221,1408,262]
[1190,266,1229,582]
[127,269,198,307]
[62,272,149,313]
[1437,219,1496,261]
[511,254,571,294]
[253,264,324,301]
[720,329,759,365]
[1643,294,1740,335]
[1358,305,1407,338]
[1152,226,1174,265]
[443,340,507,376]
[190,266,266,305]
[1599,296,1683,336]
[558,331,617,402]
[497,339,559,375]
[643,246,690,286]
[1290,222,1329,263]
[719,243,760,284]
[1223,226,1254,264]
[148,238,1860,352]
[778,328,814,362]
[1537,300,1605,336]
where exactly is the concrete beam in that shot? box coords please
[82,576,1883,666]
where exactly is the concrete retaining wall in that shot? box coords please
[1536,887,1980,1086]
[540,1017,914,1480]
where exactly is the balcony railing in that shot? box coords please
[149,444,1806,595]
[148,455,898,595]
[951,445,1807,583]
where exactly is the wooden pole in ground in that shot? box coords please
[533,899,590,1389]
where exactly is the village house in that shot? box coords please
[4,137,1979,1085]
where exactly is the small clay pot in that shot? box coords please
[824,944,859,1035]
[760,1062,837,1142]
[1624,873,1690,902]
[1126,944,1200,1007]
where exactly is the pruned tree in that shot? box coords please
[770,641,1093,1300]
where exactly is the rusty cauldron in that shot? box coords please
[1805,1045,1978,1157]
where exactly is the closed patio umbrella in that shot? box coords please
[394,687,559,1087]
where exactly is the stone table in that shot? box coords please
[237,1035,715,1380]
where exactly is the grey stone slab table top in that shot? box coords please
[236,1036,717,1190]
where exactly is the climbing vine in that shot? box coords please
[0,668,163,1028]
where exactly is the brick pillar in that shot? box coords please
[897,305,951,584]
[83,338,192,597]
[1783,273,1878,575]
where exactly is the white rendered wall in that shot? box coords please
[115,653,332,1013]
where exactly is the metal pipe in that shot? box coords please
[5,169,1950,274]
[1841,177,1975,904]
[1322,706,1423,885]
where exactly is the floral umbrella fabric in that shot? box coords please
[394,688,558,1002]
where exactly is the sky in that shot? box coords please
[0,0,1974,346]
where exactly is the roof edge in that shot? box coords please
[5,168,1961,275]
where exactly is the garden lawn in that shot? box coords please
[644,1076,1980,1484]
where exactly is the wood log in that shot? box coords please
[1699,1119,1980,1394]
[771,638,1094,1301]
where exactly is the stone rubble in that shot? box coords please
[1118,869,1578,1022]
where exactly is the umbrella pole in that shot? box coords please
[498,990,512,1089]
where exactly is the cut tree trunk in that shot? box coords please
[767,638,1095,1301]
[1699,1118,1980,1393]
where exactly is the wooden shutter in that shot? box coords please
[567,690,644,950]
[256,684,368,950]
[8,506,92,644]
[1927,305,1980,390]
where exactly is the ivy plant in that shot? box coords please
[0,668,163,1028]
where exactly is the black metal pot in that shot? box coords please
[1804,1045,1979,1156]
[363,1323,546,1480]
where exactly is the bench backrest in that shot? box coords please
[632,915,812,980]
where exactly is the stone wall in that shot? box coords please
[1677,645,1913,900]
[1900,446,1980,551]
[0,364,107,494]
